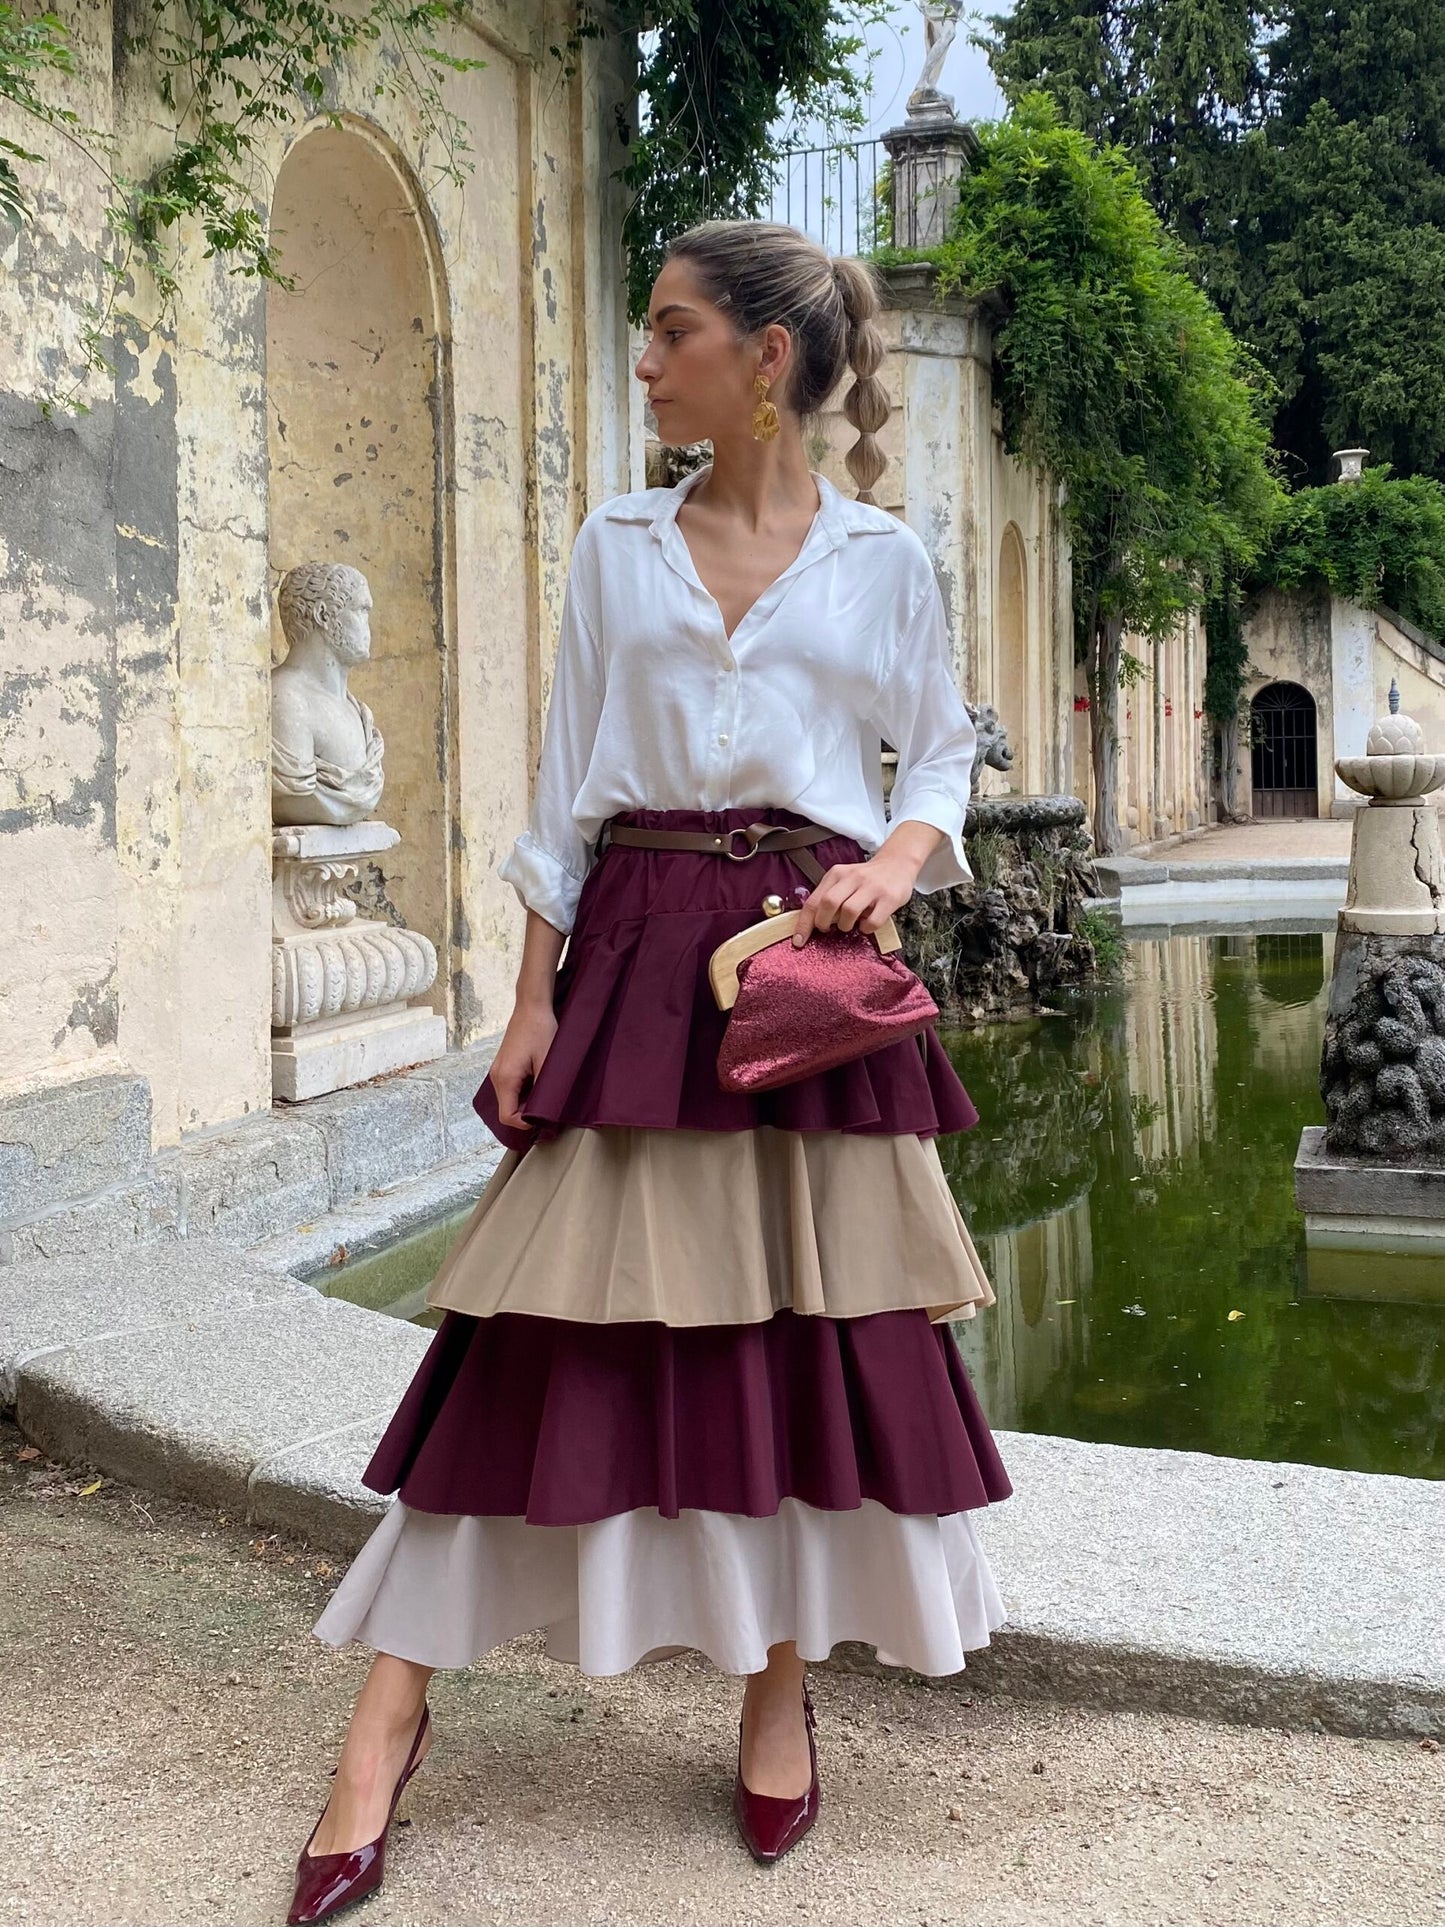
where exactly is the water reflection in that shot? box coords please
[942,928,1445,1480]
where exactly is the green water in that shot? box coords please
[318,926,1445,1479]
[313,1210,470,1327]
[941,928,1445,1480]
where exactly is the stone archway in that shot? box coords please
[266,122,453,1024]
[1250,681,1319,818]
[996,523,1027,788]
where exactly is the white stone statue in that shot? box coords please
[908,0,964,118]
[271,562,385,826]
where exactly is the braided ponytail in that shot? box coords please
[662,220,893,504]
[830,257,889,505]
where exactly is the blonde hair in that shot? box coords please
[662,219,890,503]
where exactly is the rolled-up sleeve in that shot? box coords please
[870,578,976,893]
[496,524,606,934]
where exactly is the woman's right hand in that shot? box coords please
[488,999,559,1132]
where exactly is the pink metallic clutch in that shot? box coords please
[708,908,939,1094]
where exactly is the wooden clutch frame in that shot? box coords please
[707,909,903,1011]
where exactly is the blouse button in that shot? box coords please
[717,732,730,745]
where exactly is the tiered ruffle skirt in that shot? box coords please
[311,806,1012,1677]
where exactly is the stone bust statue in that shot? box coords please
[271,562,385,827]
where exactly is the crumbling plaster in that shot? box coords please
[1,1,631,1146]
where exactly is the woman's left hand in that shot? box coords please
[791,849,919,944]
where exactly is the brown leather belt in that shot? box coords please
[602,819,831,886]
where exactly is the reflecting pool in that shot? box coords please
[941,926,1445,1480]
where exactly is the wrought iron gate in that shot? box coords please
[1251,682,1319,818]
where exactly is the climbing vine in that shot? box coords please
[549,0,890,325]
[869,93,1278,854]
[4,0,886,411]
[3,0,486,411]
[1247,466,1445,640]
[0,5,78,227]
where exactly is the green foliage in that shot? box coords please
[5,0,886,411]
[875,92,1278,851]
[1075,905,1125,977]
[1202,574,1248,727]
[967,825,1007,890]
[899,94,1277,639]
[1251,466,1445,639]
[3,0,487,413]
[551,1,890,326]
[126,0,486,292]
[0,5,81,226]
[980,0,1445,490]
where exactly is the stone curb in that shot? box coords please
[1093,857,1350,898]
[3,1242,1441,1741]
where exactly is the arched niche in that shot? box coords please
[266,122,454,1023]
[996,523,1027,790]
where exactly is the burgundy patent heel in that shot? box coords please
[733,1677,820,1864]
[286,1701,432,1925]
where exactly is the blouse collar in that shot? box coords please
[602,463,874,555]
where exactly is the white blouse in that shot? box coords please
[498,463,978,935]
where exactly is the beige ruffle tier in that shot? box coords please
[426,1122,996,1327]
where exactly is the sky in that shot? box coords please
[756,5,1010,252]
[799,4,1008,145]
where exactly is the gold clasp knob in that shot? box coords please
[761,893,785,917]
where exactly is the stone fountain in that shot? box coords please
[888,701,1099,1023]
[269,561,445,1101]
[1294,679,1445,1255]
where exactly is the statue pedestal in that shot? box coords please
[880,116,980,249]
[271,823,445,1102]
[1293,690,1445,1253]
[1339,797,1445,934]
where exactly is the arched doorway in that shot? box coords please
[266,122,453,1022]
[996,524,1027,789]
[1250,682,1319,818]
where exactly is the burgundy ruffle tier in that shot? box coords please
[473,804,979,1152]
[362,1306,1012,1525]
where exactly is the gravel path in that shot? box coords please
[3,1418,1441,1927]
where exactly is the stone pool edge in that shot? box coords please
[1,1239,1440,1743]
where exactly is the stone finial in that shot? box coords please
[1335,683,1445,939]
[1338,685,1445,801]
[271,561,385,827]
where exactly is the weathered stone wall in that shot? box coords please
[857,266,1075,802]
[1238,584,1335,818]
[1234,590,1445,821]
[0,2,634,1150]
[1068,608,1209,848]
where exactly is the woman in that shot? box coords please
[290,219,1011,1924]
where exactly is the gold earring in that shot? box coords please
[751,371,780,443]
